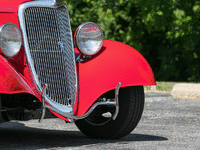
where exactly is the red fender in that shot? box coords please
[74,40,156,116]
[0,55,38,97]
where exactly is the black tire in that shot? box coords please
[75,86,144,139]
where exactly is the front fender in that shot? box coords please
[75,40,155,116]
[0,55,37,96]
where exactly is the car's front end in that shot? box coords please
[0,0,156,139]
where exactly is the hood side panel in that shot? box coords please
[0,0,31,12]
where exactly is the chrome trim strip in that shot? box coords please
[18,1,77,117]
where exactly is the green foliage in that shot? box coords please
[60,0,200,82]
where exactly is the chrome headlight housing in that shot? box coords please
[75,22,103,56]
[0,23,22,57]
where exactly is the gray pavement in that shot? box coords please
[0,92,200,150]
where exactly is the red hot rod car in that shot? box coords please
[0,0,155,139]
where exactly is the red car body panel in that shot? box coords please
[74,40,155,116]
[0,13,19,30]
[0,55,36,96]
[0,0,30,13]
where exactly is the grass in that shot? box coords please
[144,81,177,92]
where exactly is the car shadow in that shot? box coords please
[0,122,168,149]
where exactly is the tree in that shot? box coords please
[60,0,200,82]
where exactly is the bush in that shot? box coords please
[60,0,200,82]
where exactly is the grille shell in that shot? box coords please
[21,5,77,106]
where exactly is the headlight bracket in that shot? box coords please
[76,53,91,63]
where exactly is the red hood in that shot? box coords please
[0,0,32,12]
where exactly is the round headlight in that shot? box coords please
[75,22,103,56]
[0,23,22,57]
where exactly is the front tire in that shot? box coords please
[75,86,144,139]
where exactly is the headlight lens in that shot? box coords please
[0,23,22,57]
[75,22,103,56]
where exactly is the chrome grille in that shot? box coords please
[23,6,77,106]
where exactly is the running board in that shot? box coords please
[39,82,121,122]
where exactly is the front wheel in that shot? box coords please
[75,86,144,139]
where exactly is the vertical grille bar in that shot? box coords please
[23,6,77,106]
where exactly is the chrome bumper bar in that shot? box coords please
[39,82,121,123]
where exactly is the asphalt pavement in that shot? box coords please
[0,92,200,150]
